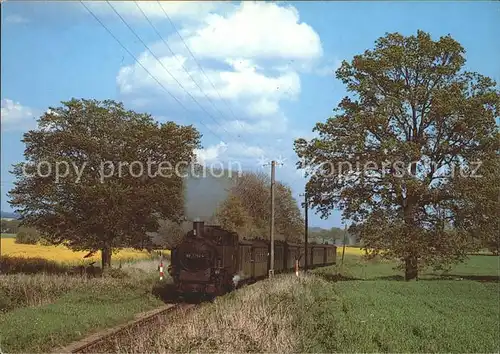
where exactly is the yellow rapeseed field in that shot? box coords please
[337,246,367,256]
[1,236,363,266]
[0,238,167,265]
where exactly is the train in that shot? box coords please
[167,221,337,298]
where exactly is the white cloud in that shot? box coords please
[194,140,265,166]
[1,99,36,131]
[116,1,323,140]
[118,54,300,104]
[228,142,265,158]
[4,15,29,24]
[211,114,288,135]
[87,1,221,22]
[314,59,342,76]
[246,98,280,117]
[184,2,322,61]
[194,141,228,165]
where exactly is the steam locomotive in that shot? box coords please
[167,221,337,297]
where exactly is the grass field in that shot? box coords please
[111,254,499,353]
[0,233,16,238]
[0,261,165,353]
[1,250,497,353]
[307,255,499,352]
[0,234,171,352]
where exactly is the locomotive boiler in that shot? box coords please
[168,221,337,298]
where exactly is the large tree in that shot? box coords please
[154,219,189,250]
[214,171,304,242]
[214,194,253,237]
[294,31,499,280]
[274,182,304,242]
[8,98,201,268]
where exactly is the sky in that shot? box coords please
[1,1,499,228]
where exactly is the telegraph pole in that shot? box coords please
[263,160,279,278]
[300,191,309,271]
[269,160,276,278]
[263,159,284,278]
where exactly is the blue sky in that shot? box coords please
[1,1,499,228]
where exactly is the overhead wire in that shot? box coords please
[134,0,285,177]
[156,1,245,133]
[79,1,226,142]
[133,1,242,143]
[106,0,236,141]
[84,1,292,182]
[155,1,277,155]
[111,1,281,177]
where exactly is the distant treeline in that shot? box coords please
[0,211,20,219]
[308,227,359,246]
[1,219,20,234]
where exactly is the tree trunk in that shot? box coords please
[404,254,418,281]
[403,191,418,281]
[101,245,112,269]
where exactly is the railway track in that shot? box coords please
[52,303,195,353]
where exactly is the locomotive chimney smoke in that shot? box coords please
[193,220,204,238]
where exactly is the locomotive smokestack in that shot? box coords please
[193,219,204,238]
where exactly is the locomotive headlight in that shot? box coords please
[214,269,220,275]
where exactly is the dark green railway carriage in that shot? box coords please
[170,221,337,297]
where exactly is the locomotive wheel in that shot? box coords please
[222,273,234,293]
[184,293,203,304]
[225,281,235,293]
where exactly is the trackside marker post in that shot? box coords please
[159,253,164,281]
[295,260,299,276]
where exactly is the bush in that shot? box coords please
[0,289,13,312]
[102,267,128,279]
[1,219,20,234]
[15,227,41,245]
[0,256,70,275]
[38,238,53,246]
[0,273,91,311]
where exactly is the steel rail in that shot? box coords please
[52,303,195,353]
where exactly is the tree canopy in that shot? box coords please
[8,98,201,268]
[294,31,500,280]
[214,171,304,242]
